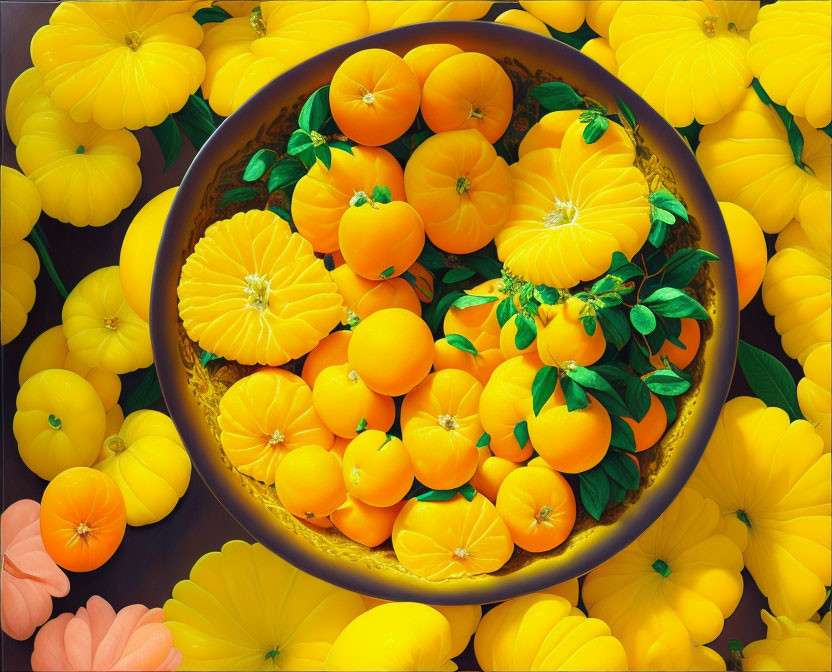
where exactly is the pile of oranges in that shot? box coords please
[179,45,704,581]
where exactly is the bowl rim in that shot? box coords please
[151,20,739,604]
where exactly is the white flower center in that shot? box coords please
[543,198,579,229]
[438,414,459,431]
[245,273,270,311]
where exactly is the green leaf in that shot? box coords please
[532,366,559,416]
[417,242,446,272]
[150,115,182,172]
[298,85,330,132]
[416,489,458,502]
[643,369,690,396]
[513,420,529,449]
[28,225,68,299]
[609,415,637,453]
[606,251,644,282]
[567,366,632,418]
[752,79,805,168]
[446,333,478,356]
[443,267,476,284]
[648,219,668,248]
[534,285,560,305]
[123,366,162,415]
[199,350,222,367]
[193,5,232,24]
[561,375,590,412]
[591,275,619,295]
[356,417,368,433]
[602,449,640,489]
[477,432,490,448]
[597,307,631,349]
[514,313,537,350]
[496,297,517,327]
[737,340,804,421]
[219,186,257,209]
[628,340,655,376]
[329,139,354,154]
[649,188,688,222]
[287,129,314,156]
[452,294,498,309]
[580,468,610,520]
[581,314,597,337]
[616,96,636,128]
[268,157,306,192]
[590,364,652,422]
[458,483,476,501]
[630,304,656,335]
[314,143,332,170]
[243,149,277,181]
[379,266,395,279]
[660,248,719,289]
[641,287,709,320]
[372,184,392,204]
[529,81,585,112]
[463,253,503,280]
[676,120,703,151]
[268,205,293,224]
[582,113,609,143]
[426,290,464,332]
[174,94,217,150]
[657,394,677,425]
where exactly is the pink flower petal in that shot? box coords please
[31,613,74,671]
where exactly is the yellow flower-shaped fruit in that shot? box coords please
[325,602,456,672]
[1,240,39,345]
[475,593,627,671]
[95,410,191,526]
[689,397,831,622]
[30,1,205,130]
[63,266,153,375]
[1,166,41,248]
[16,110,141,228]
[742,610,831,671]
[178,209,344,366]
[164,540,366,670]
[609,1,756,127]
[748,1,831,129]
[697,88,831,234]
[4,67,54,145]
[798,343,831,453]
[496,118,648,288]
[583,488,744,671]
[14,369,106,481]
[762,190,831,364]
[366,1,491,33]
[20,325,121,412]
[120,187,177,323]
[204,2,367,117]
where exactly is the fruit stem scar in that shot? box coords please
[702,15,718,37]
[48,414,62,430]
[456,177,471,194]
[244,273,270,311]
[249,7,266,37]
[75,145,85,154]
[469,105,484,119]
[106,435,127,453]
[736,509,752,528]
[75,521,93,540]
[652,558,672,577]
[264,647,279,661]
[310,130,325,147]
[103,316,119,330]
[348,369,359,383]
[268,429,285,445]
[535,505,553,524]
[437,413,459,431]
[361,90,375,105]
[124,30,142,51]
[543,198,579,229]
[453,547,469,559]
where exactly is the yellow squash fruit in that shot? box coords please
[697,88,831,234]
[689,397,831,623]
[16,109,142,228]
[798,343,831,453]
[366,1,491,33]
[609,1,755,127]
[585,1,622,38]
[1,166,41,247]
[1,240,39,345]
[30,1,205,130]
[583,488,744,671]
[540,577,580,607]
[4,67,54,145]
[63,266,153,375]
[518,109,584,159]
[519,1,586,33]
[762,189,831,364]
[494,10,550,36]
[475,593,628,671]
[497,118,648,288]
[748,1,831,129]
[95,410,191,526]
[19,325,121,412]
[581,37,618,76]
[13,369,106,481]
[120,187,177,323]
[178,209,344,366]
[644,642,727,672]
[742,610,831,671]
[719,201,767,310]
[325,602,456,672]
[164,540,366,670]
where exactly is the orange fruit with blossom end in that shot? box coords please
[405,262,435,303]
[301,329,351,388]
[496,466,577,552]
[392,493,513,580]
[433,338,505,386]
[404,129,512,254]
[443,278,505,351]
[39,467,126,572]
[623,393,667,452]
[348,308,434,396]
[331,265,421,321]
[499,313,536,358]
[536,297,606,367]
[329,48,421,147]
[292,146,405,253]
[527,395,611,473]
[312,363,395,439]
[470,454,521,502]
[649,317,701,370]
[720,201,767,310]
[401,369,483,490]
[330,495,404,547]
[421,52,513,144]
[339,199,425,280]
[274,444,346,519]
[403,43,463,87]
[342,430,414,507]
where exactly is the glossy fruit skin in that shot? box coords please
[274,444,346,519]
[581,37,618,75]
[392,493,513,581]
[330,49,421,147]
[433,338,505,387]
[342,430,414,508]
[798,343,831,453]
[366,1,491,33]
[469,454,520,502]
[14,369,106,481]
[95,410,191,526]
[404,129,512,254]
[405,262,434,303]
[474,593,629,672]
[312,363,395,439]
[519,0,586,32]
[63,266,153,374]
[164,540,366,670]
[339,200,425,280]
[421,52,513,144]
[331,265,421,321]
[330,495,404,548]
[4,67,53,146]
[443,278,504,351]
[292,146,405,254]
[536,298,606,367]
[219,368,333,484]
[1,166,41,248]
[741,611,832,672]
[403,43,463,86]
[348,308,434,396]
[499,313,536,358]
[496,467,576,552]
[494,9,550,36]
[1,240,39,345]
[518,109,583,159]
[120,187,177,323]
[623,392,667,452]
[40,467,127,573]
[650,317,701,370]
[301,329,352,388]
[720,201,767,310]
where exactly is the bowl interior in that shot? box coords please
[151,21,738,605]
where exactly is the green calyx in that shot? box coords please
[456,177,471,194]
[652,558,671,577]
[309,130,325,147]
[264,647,279,661]
[736,509,752,528]
[48,414,62,430]
[75,145,85,154]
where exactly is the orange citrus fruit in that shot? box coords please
[348,308,435,396]
[536,298,606,367]
[329,48,421,146]
[623,393,667,452]
[301,329,351,387]
[274,444,346,519]
[330,494,405,547]
[470,454,521,502]
[330,435,350,462]
[331,265,421,320]
[433,338,505,386]
[421,52,513,143]
[342,430,414,507]
[720,201,767,309]
[495,466,577,552]
[312,363,395,439]
[403,43,463,87]
[649,317,701,369]
[443,278,505,351]
[404,129,512,254]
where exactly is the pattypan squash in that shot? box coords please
[366,1,491,33]
[4,68,53,146]
[1,166,41,247]
[798,343,831,453]
[1,240,39,345]
[741,610,831,671]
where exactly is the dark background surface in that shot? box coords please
[2,2,797,670]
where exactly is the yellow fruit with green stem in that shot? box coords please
[1,166,41,248]
[1,240,39,345]
[798,343,831,453]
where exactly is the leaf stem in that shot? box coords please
[28,224,69,299]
